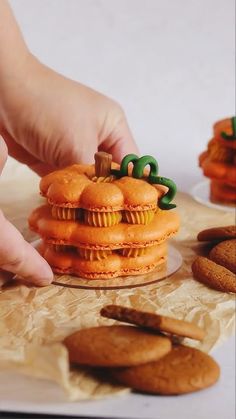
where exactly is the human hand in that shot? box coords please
[0,137,53,285]
[0,0,138,286]
[0,54,139,176]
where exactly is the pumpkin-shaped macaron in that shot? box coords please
[29,153,179,279]
[40,153,177,227]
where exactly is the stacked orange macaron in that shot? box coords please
[29,153,179,279]
[199,116,236,206]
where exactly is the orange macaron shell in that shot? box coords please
[79,177,160,212]
[29,205,179,249]
[210,181,236,205]
[46,174,92,206]
[40,164,94,195]
[37,241,167,279]
[199,154,236,186]
[113,177,159,210]
[79,182,125,211]
[218,137,236,149]
[39,164,164,211]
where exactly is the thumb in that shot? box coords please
[0,210,53,286]
[0,137,53,285]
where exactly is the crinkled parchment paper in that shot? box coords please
[0,173,235,400]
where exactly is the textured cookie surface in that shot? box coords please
[192,256,236,293]
[101,305,205,341]
[111,345,220,395]
[197,226,236,242]
[209,240,236,273]
[63,326,171,367]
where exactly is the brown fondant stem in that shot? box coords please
[94,152,112,177]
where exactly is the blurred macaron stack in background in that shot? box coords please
[199,116,236,206]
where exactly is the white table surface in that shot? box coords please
[1,0,235,418]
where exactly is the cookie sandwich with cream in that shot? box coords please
[199,116,236,206]
[29,153,179,279]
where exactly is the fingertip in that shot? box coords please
[99,114,140,163]
[29,253,54,286]
[37,263,54,286]
[108,137,140,164]
[13,262,54,287]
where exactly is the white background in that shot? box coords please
[3,0,235,191]
[1,1,235,418]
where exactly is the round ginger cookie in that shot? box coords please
[100,305,205,341]
[197,226,236,242]
[209,240,236,274]
[111,345,220,395]
[63,326,171,367]
[192,256,236,293]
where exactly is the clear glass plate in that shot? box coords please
[190,180,235,213]
[31,241,182,290]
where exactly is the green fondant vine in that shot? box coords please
[111,154,177,210]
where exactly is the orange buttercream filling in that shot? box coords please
[84,210,122,227]
[51,206,158,227]
[51,206,82,221]
[52,244,157,260]
[78,248,112,261]
[52,244,76,253]
[123,209,156,225]
[121,248,148,257]
[91,175,116,183]
[29,204,179,249]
